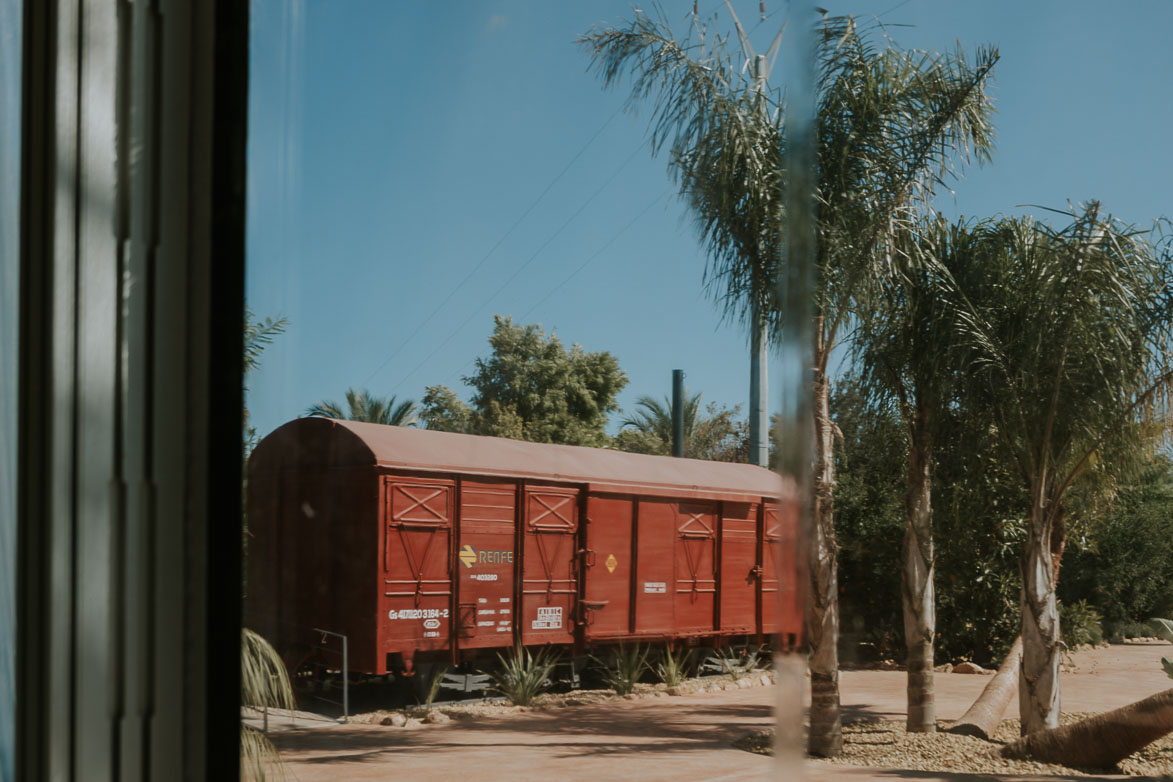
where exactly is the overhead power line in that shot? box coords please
[361,105,624,387]
[434,186,674,389]
[386,140,650,397]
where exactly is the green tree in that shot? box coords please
[421,316,627,446]
[1061,456,1173,629]
[614,391,748,462]
[853,217,1000,731]
[306,388,418,426]
[831,377,905,662]
[953,204,1173,734]
[581,11,998,754]
[419,385,474,434]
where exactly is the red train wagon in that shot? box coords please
[245,417,801,680]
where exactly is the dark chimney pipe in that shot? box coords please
[671,370,685,458]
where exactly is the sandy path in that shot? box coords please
[262,642,1172,782]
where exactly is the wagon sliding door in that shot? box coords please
[759,501,783,635]
[675,501,717,634]
[719,501,759,634]
[382,477,454,655]
[520,486,579,645]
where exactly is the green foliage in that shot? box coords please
[486,644,559,706]
[421,316,627,446]
[419,385,474,433]
[306,388,418,427]
[1151,618,1173,643]
[241,726,286,782]
[1058,600,1104,648]
[1109,621,1156,641]
[418,664,449,710]
[654,647,693,687]
[1060,459,1173,626]
[710,646,761,680]
[834,377,1025,665]
[615,391,747,462]
[591,643,650,696]
[240,628,294,781]
[243,308,289,454]
[1161,657,1173,680]
[831,378,907,661]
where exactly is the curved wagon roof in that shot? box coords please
[251,417,783,501]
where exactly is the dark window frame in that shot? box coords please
[16,1,247,778]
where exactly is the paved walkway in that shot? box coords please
[262,642,1172,782]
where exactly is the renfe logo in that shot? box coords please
[459,544,514,569]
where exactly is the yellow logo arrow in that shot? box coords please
[459,544,477,569]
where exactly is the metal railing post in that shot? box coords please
[313,628,349,724]
[341,634,349,724]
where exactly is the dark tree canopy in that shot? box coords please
[421,315,627,447]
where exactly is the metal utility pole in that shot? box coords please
[724,0,784,468]
[748,55,771,469]
[671,370,685,458]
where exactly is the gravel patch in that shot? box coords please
[736,713,1173,777]
[349,671,777,726]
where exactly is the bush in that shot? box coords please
[1107,621,1154,641]
[591,643,649,695]
[1059,599,1104,648]
[710,646,761,680]
[485,644,559,706]
[1059,459,1173,626]
[833,379,1025,667]
[654,647,693,687]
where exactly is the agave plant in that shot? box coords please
[241,628,295,781]
[591,643,649,696]
[485,644,559,706]
[654,647,694,688]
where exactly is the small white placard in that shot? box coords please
[531,606,563,630]
[644,582,667,594]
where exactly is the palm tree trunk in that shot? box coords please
[1020,498,1061,735]
[808,366,843,757]
[950,511,1065,737]
[946,634,1022,739]
[1000,688,1173,768]
[903,405,935,732]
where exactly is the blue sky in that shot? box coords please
[245,0,1173,441]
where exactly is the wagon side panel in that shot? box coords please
[674,501,718,634]
[455,478,518,648]
[379,474,455,664]
[634,499,675,635]
[520,485,579,646]
[582,494,633,639]
[719,501,759,634]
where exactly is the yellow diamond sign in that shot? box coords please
[459,544,477,569]
[605,553,618,573]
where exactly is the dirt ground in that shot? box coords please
[255,641,1173,782]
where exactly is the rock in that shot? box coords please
[953,661,986,674]
[934,663,953,673]
[667,686,684,696]
[380,712,408,727]
[423,710,450,724]
[736,677,753,689]
[403,718,422,729]
[623,693,637,700]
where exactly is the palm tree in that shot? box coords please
[853,217,996,732]
[306,388,419,427]
[581,10,998,755]
[951,204,1173,734]
[241,628,295,780]
[1000,687,1173,768]
[618,391,746,461]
